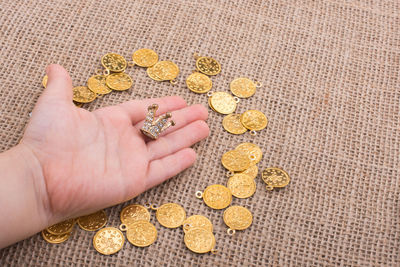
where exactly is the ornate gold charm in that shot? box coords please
[41,229,71,244]
[72,86,97,103]
[132,48,158,67]
[183,215,213,233]
[93,227,125,255]
[141,104,175,139]
[120,204,150,224]
[186,72,212,93]
[262,167,290,190]
[184,227,216,254]
[196,184,232,210]
[146,66,163,81]
[237,165,258,179]
[223,206,253,235]
[195,55,221,76]
[235,142,263,165]
[101,53,127,72]
[230,78,261,98]
[42,75,48,88]
[151,61,179,81]
[125,220,157,247]
[105,72,133,91]
[87,75,112,94]
[77,210,107,231]
[208,92,238,114]
[240,110,268,131]
[221,150,251,172]
[46,219,75,235]
[222,114,247,134]
[227,173,256,199]
[155,203,186,228]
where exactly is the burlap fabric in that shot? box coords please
[0,0,399,266]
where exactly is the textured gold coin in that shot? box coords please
[195,56,221,76]
[183,215,213,233]
[120,204,150,224]
[41,229,71,244]
[240,110,268,131]
[221,150,251,172]
[207,97,218,112]
[262,167,290,188]
[93,227,125,255]
[202,184,232,210]
[77,210,107,231]
[184,227,216,254]
[42,75,48,88]
[230,78,256,98]
[223,206,253,230]
[87,75,112,94]
[101,53,127,72]
[222,114,247,134]
[46,219,75,235]
[227,174,256,198]
[151,61,179,80]
[209,92,237,114]
[186,72,212,93]
[105,72,133,91]
[73,86,97,103]
[235,142,263,165]
[155,203,186,228]
[237,165,259,179]
[146,66,163,81]
[132,48,158,67]
[126,220,157,247]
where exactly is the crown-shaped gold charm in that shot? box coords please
[141,104,175,139]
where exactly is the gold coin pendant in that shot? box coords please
[262,167,290,188]
[196,56,221,76]
[93,227,125,255]
[240,110,268,131]
[120,204,151,224]
[87,75,112,94]
[223,206,253,230]
[202,184,232,209]
[230,78,256,98]
[101,53,127,72]
[222,114,247,134]
[155,203,186,228]
[184,227,216,254]
[46,219,75,235]
[77,210,107,231]
[105,72,133,91]
[221,150,251,172]
[132,48,158,67]
[186,72,212,93]
[209,92,237,114]
[183,215,213,233]
[152,61,179,80]
[41,230,71,244]
[235,142,263,165]
[227,174,256,198]
[73,86,97,103]
[237,165,259,179]
[147,66,163,81]
[126,220,157,247]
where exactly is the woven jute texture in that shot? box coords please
[0,0,399,266]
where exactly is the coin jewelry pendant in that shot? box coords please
[125,220,157,247]
[146,66,163,81]
[77,210,108,231]
[101,53,127,72]
[230,78,260,98]
[207,96,218,112]
[87,75,112,94]
[186,72,212,93]
[195,55,221,76]
[184,227,217,254]
[240,110,268,131]
[209,92,238,114]
[42,75,48,88]
[221,150,251,172]
[183,215,213,233]
[93,227,125,255]
[235,142,263,165]
[105,72,133,91]
[46,219,75,235]
[262,167,290,190]
[222,114,247,134]
[132,48,158,67]
[151,61,180,81]
[73,86,97,103]
[227,173,256,198]
[237,165,259,179]
[196,184,232,210]
[41,229,71,244]
[155,203,186,228]
[120,204,151,225]
[223,206,253,234]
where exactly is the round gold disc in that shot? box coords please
[262,167,290,188]
[120,204,151,224]
[223,206,253,230]
[230,78,256,98]
[195,56,221,76]
[42,75,48,88]
[184,227,216,254]
[155,203,186,228]
[146,66,163,81]
[186,72,212,93]
[93,227,125,255]
[227,174,256,198]
[77,210,108,231]
[240,110,268,131]
[126,220,157,247]
[209,92,237,114]
[222,114,247,134]
[87,75,112,95]
[237,165,259,179]
[235,142,263,165]
[73,86,97,103]
[151,61,179,80]
[46,219,75,235]
[101,53,127,72]
[202,184,232,210]
[132,48,159,67]
[105,72,133,91]
[207,97,218,112]
[41,229,71,244]
[221,150,251,172]
[183,215,213,233]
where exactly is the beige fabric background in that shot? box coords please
[0,0,399,266]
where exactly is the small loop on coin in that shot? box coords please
[266,185,274,191]
[119,224,128,231]
[150,204,159,210]
[234,96,240,103]
[206,91,213,97]
[250,130,257,136]
[227,229,236,236]
[226,170,235,178]
[95,69,103,75]
[195,191,203,199]
[170,79,178,85]
[183,223,191,230]
[249,153,256,161]
[103,69,110,76]
[128,62,135,67]
[255,80,262,87]
[144,203,151,209]
[211,248,218,254]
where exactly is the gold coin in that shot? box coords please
[183,215,213,233]
[221,150,251,172]
[235,142,263,165]
[230,78,256,98]
[77,210,107,231]
[146,66,163,81]
[132,48,158,67]
[105,72,133,91]
[237,165,258,179]
[209,92,237,114]
[42,75,48,88]
[151,61,179,80]
[195,56,221,76]
[223,206,253,230]
[222,114,247,134]
[120,204,150,224]
[184,227,216,254]
[262,167,290,188]
[207,97,218,112]
[186,72,212,93]
[126,220,157,247]
[87,75,112,94]
[202,184,232,210]
[41,229,71,244]
[155,203,186,228]
[101,53,127,72]
[240,110,268,131]
[227,174,256,199]
[46,219,75,235]
[93,227,125,255]
[73,86,97,103]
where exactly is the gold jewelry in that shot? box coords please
[237,165,259,179]
[186,72,212,94]
[77,210,108,231]
[42,75,48,88]
[235,142,263,165]
[182,215,213,233]
[262,167,290,190]
[123,220,158,247]
[141,104,175,139]
[101,53,127,73]
[87,75,112,95]
[184,227,217,254]
[221,149,251,172]
[223,206,253,235]
[194,53,221,76]
[222,114,247,134]
[41,229,71,244]
[208,91,239,114]
[227,173,256,199]
[240,110,268,132]
[93,227,125,255]
[230,78,261,98]
[105,72,133,91]
[73,86,97,103]
[155,203,186,228]
[196,184,232,209]
[46,219,76,235]
[132,48,158,67]
[120,204,151,225]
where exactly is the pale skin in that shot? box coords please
[0,64,209,248]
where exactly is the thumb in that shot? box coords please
[40,64,73,103]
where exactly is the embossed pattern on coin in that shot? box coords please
[147,66,163,81]
[46,219,75,235]
[41,230,71,244]
[105,72,133,91]
[196,56,221,76]
[42,75,48,88]
[120,204,151,224]
[73,86,97,103]
[236,142,263,165]
[227,173,256,198]
[262,167,290,188]
[203,184,232,209]
[221,150,251,172]
[77,210,107,231]
[152,61,179,80]
[155,203,186,228]
[222,114,247,134]
[209,92,237,114]
[184,227,216,254]
[87,75,112,94]
[126,220,157,247]
[230,77,256,98]
[93,227,125,255]
[240,110,268,131]
[237,165,259,179]
[132,48,158,67]
[183,215,213,233]
[186,72,212,93]
[101,53,127,72]
[223,206,253,230]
